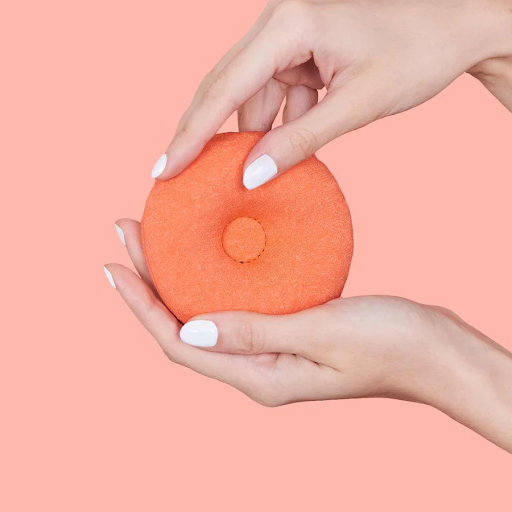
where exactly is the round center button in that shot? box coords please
[222,217,266,263]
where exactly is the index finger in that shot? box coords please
[153,30,297,180]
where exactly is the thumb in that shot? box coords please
[179,308,322,359]
[242,76,382,190]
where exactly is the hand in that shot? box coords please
[151,0,512,188]
[106,219,512,452]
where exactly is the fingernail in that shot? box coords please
[104,266,116,289]
[243,154,277,190]
[151,154,167,179]
[115,224,125,245]
[180,320,218,347]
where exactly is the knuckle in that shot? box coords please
[430,304,455,317]
[271,0,315,30]
[177,120,208,148]
[267,0,315,43]
[251,391,283,408]
[256,397,279,408]
[202,69,229,102]
[136,287,161,318]
[161,346,177,363]
[234,321,266,354]
[177,121,197,142]
[160,329,185,365]
[287,127,318,160]
[198,69,216,93]
[159,340,178,364]
[266,0,283,10]
[273,0,308,17]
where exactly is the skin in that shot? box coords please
[105,220,512,453]
[154,0,512,181]
[106,0,512,451]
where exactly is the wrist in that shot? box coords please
[470,0,512,60]
[454,0,512,76]
[416,314,512,451]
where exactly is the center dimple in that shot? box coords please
[222,217,266,263]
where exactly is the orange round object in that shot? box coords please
[141,132,353,323]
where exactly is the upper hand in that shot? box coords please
[152,0,512,188]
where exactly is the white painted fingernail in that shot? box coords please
[180,320,218,347]
[151,154,167,178]
[104,266,116,289]
[243,154,277,190]
[115,224,125,245]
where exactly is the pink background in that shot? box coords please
[1,0,511,510]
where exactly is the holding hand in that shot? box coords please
[105,0,512,452]
[105,220,512,452]
[152,0,512,188]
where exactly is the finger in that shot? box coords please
[155,28,304,181]
[178,307,330,361]
[274,58,324,90]
[236,60,321,133]
[237,78,287,132]
[103,263,255,385]
[176,1,281,135]
[104,264,347,406]
[242,76,384,190]
[282,85,318,124]
[115,218,159,296]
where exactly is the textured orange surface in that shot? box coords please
[141,132,353,323]
[222,217,266,263]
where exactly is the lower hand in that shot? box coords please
[106,219,512,452]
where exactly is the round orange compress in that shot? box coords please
[141,132,353,323]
